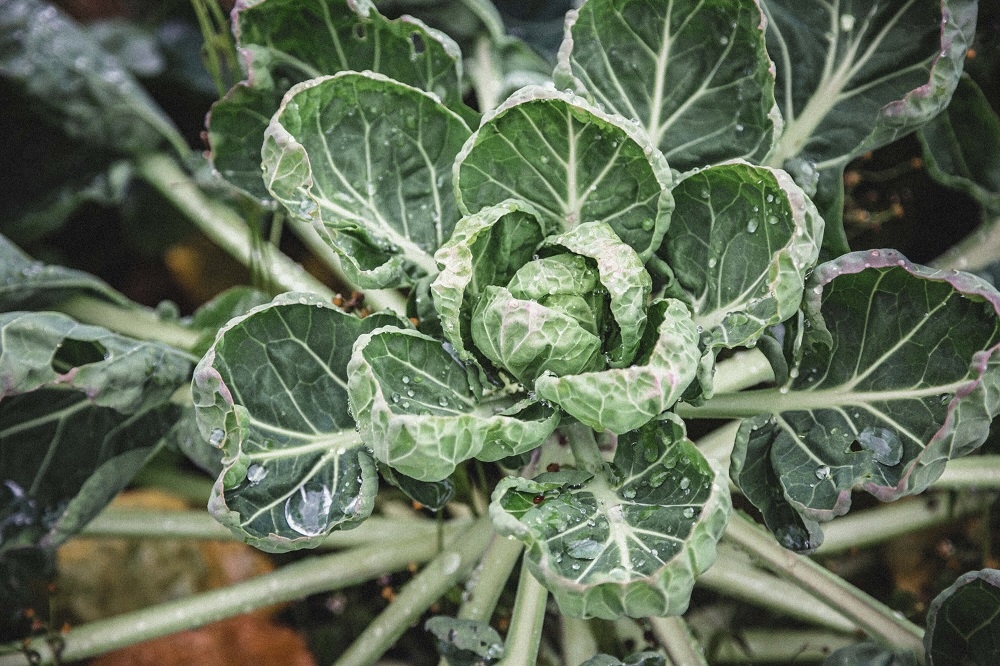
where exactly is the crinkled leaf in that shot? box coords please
[822,642,918,666]
[348,327,559,481]
[925,568,1000,665]
[490,416,731,619]
[262,71,471,288]
[535,299,701,435]
[0,0,179,154]
[432,200,547,363]
[379,464,454,511]
[192,293,406,552]
[455,86,674,260]
[761,0,977,257]
[660,162,823,349]
[556,0,779,170]
[729,250,1000,552]
[425,616,504,666]
[0,311,190,555]
[208,0,473,199]
[580,652,666,666]
[543,221,651,366]
[918,75,1000,215]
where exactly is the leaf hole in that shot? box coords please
[848,439,864,454]
[51,338,107,374]
[409,32,425,56]
[353,23,366,40]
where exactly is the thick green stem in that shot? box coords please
[694,420,741,471]
[564,422,606,473]
[674,389,775,420]
[712,348,774,394]
[457,533,523,622]
[134,153,333,299]
[54,295,202,352]
[710,629,858,663]
[560,617,598,666]
[334,517,495,666]
[932,455,1000,489]
[497,561,548,666]
[650,616,708,666]
[0,535,449,666]
[723,513,925,659]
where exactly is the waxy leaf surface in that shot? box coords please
[348,326,558,481]
[556,0,779,171]
[660,162,822,349]
[263,72,471,288]
[729,250,1000,552]
[209,0,471,199]
[192,293,406,551]
[455,87,674,260]
[425,616,504,666]
[761,0,976,256]
[490,417,730,619]
[925,568,1000,665]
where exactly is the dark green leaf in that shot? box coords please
[262,71,472,288]
[425,616,504,666]
[490,416,731,619]
[823,641,918,666]
[925,568,1000,665]
[192,293,406,551]
[580,652,665,666]
[556,0,779,171]
[187,286,272,357]
[379,464,454,511]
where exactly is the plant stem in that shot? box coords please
[469,36,505,114]
[560,616,598,666]
[709,629,858,663]
[694,420,741,471]
[698,545,856,634]
[674,389,775,420]
[932,455,1000,489]
[564,422,606,473]
[0,535,450,666]
[134,153,334,299]
[649,616,708,666]
[712,348,774,394]
[496,560,548,666]
[931,214,1000,272]
[334,517,495,666]
[53,295,202,352]
[723,513,925,658]
[457,533,523,622]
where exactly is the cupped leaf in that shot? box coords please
[379,464,454,511]
[543,221,651,366]
[761,0,977,256]
[432,200,547,363]
[823,642,919,666]
[918,75,1000,215]
[0,311,190,553]
[208,0,473,199]
[534,299,701,435]
[192,293,406,552]
[728,250,1000,551]
[262,71,472,288]
[659,162,823,350]
[925,568,1000,665]
[490,416,731,619]
[425,616,504,666]
[348,326,559,481]
[454,86,674,259]
[556,0,779,171]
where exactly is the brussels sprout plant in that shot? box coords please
[3,0,1000,663]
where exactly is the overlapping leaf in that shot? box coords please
[659,161,823,350]
[208,0,473,199]
[729,250,1000,551]
[192,293,406,551]
[454,86,674,260]
[490,416,730,619]
[347,326,559,482]
[925,568,1000,665]
[263,71,471,288]
[556,0,780,171]
[425,616,504,666]
[761,0,977,256]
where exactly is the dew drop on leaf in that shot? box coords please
[246,464,267,485]
[815,466,830,480]
[209,428,224,447]
[746,218,759,233]
[648,469,668,488]
[857,426,904,466]
[567,538,603,560]
[284,485,334,536]
[679,477,691,490]
[682,507,695,518]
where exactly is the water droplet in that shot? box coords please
[442,553,461,575]
[767,215,779,225]
[437,396,449,407]
[815,466,830,480]
[622,487,636,499]
[648,469,668,488]
[209,428,224,447]
[406,389,415,397]
[708,257,718,269]
[735,123,744,132]
[682,507,695,518]
[641,218,654,231]
[567,538,603,560]
[608,566,628,581]
[402,376,410,384]
[840,14,856,31]
[856,426,904,466]
[679,477,691,490]
[391,393,401,403]
[766,194,775,203]
[401,401,410,409]
[247,464,267,485]
[719,35,729,45]
[284,485,334,536]
[746,218,759,233]
[939,393,952,404]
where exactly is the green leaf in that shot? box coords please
[729,250,1000,551]
[490,416,731,619]
[918,75,1000,216]
[660,162,823,350]
[187,286,272,357]
[208,0,473,199]
[0,311,190,552]
[761,0,977,257]
[454,86,675,260]
[348,326,559,481]
[925,568,1000,665]
[379,464,454,511]
[822,642,918,666]
[534,299,701,435]
[0,0,181,155]
[432,200,548,364]
[262,71,472,288]
[192,293,406,552]
[556,0,779,171]
[425,616,504,666]
[580,653,666,666]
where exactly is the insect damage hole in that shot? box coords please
[51,338,107,374]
